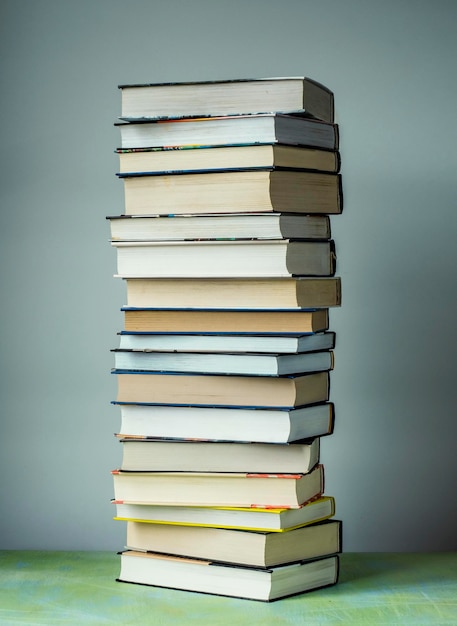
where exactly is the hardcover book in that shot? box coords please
[122,277,342,309]
[118,437,320,474]
[112,348,334,376]
[108,212,331,242]
[121,308,329,334]
[116,114,338,153]
[114,402,335,444]
[114,371,330,408]
[119,76,335,122]
[112,463,325,508]
[112,239,336,278]
[116,143,340,175]
[124,518,342,568]
[120,169,342,216]
[117,551,339,602]
[116,331,336,354]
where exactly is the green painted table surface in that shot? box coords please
[0,551,456,625]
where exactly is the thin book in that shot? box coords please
[116,331,336,353]
[112,348,334,376]
[113,494,336,532]
[121,308,330,334]
[108,212,331,242]
[116,144,340,175]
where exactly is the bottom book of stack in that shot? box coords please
[118,550,340,602]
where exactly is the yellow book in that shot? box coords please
[113,495,335,532]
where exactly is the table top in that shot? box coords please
[0,551,456,625]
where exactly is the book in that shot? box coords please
[108,212,331,241]
[114,371,329,409]
[118,438,320,474]
[120,169,342,216]
[123,277,342,309]
[116,114,338,151]
[117,144,340,175]
[124,519,342,568]
[118,76,334,122]
[117,551,339,602]
[122,308,329,334]
[114,403,334,443]
[112,239,336,278]
[113,494,336,532]
[112,463,324,508]
[117,331,336,353]
[112,349,334,376]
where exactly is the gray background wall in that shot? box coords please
[1,0,456,551]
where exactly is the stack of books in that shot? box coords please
[108,76,343,602]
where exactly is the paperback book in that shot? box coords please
[113,494,336,532]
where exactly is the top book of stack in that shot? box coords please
[118,76,334,123]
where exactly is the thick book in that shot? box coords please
[114,403,335,444]
[118,76,334,122]
[117,551,339,602]
[112,348,334,376]
[108,213,331,242]
[113,239,336,278]
[123,277,341,309]
[117,331,336,354]
[117,144,340,175]
[112,463,324,508]
[124,519,342,568]
[118,438,320,474]
[120,169,342,216]
[114,371,329,410]
[116,115,338,151]
[122,308,329,334]
[113,494,336,532]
